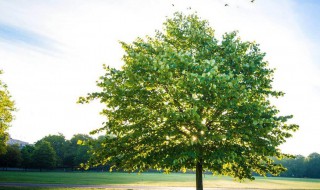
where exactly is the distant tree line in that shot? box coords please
[0,133,92,171]
[274,153,320,178]
[1,133,320,179]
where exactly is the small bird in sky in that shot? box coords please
[225,4,228,6]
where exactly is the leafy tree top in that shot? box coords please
[79,12,298,180]
[33,140,57,169]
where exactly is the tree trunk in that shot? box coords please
[196,161,203,190]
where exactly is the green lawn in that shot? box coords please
[0,171,320,189]
[0,188,102,190]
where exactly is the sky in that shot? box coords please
[0,0,319,156]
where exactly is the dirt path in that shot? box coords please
[0,182,227,190]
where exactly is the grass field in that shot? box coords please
[0,171,320,189]
[0,188,101,190]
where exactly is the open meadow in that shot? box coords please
[0,171,320,189]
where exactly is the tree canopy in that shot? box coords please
[0,70,15,155]
[21,145,35,169]
[64,134,92,169]
[32,141,57,170]
[37,133,66,167]
[79,12,298,189]
[0,144,22,168]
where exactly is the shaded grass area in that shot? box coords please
[0,171,320,189]
[0,188,86,190]
[0,171,195,185]
[0,188,124,190]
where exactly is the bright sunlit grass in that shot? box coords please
[0,171,320,189]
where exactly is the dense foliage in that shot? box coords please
[79,13,298,189]
[275,153,320,178]
[0,144,21,168]
[0,134,92,171]
[32,141,57,170]
[0,70,15,155]
[36,133,67,167]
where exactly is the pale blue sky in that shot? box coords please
[0,0,319,156]
[293,0,320,40]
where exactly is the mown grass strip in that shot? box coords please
[0,171,320,189]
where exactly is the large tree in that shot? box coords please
[0,70,15,155]
[79,13,298,190]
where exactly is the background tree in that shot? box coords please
[32,141,57,171]
[37,133,66,167]
[0,144,22,169]
[64,134,92,169]
[0,70,15,155]
[276,155,306,178]
[21,144,35,170]
[79,13,298,190]
[63,140,74,169]
[305,152,320,178]
[72,134,92,167]
[86,135,112,170]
